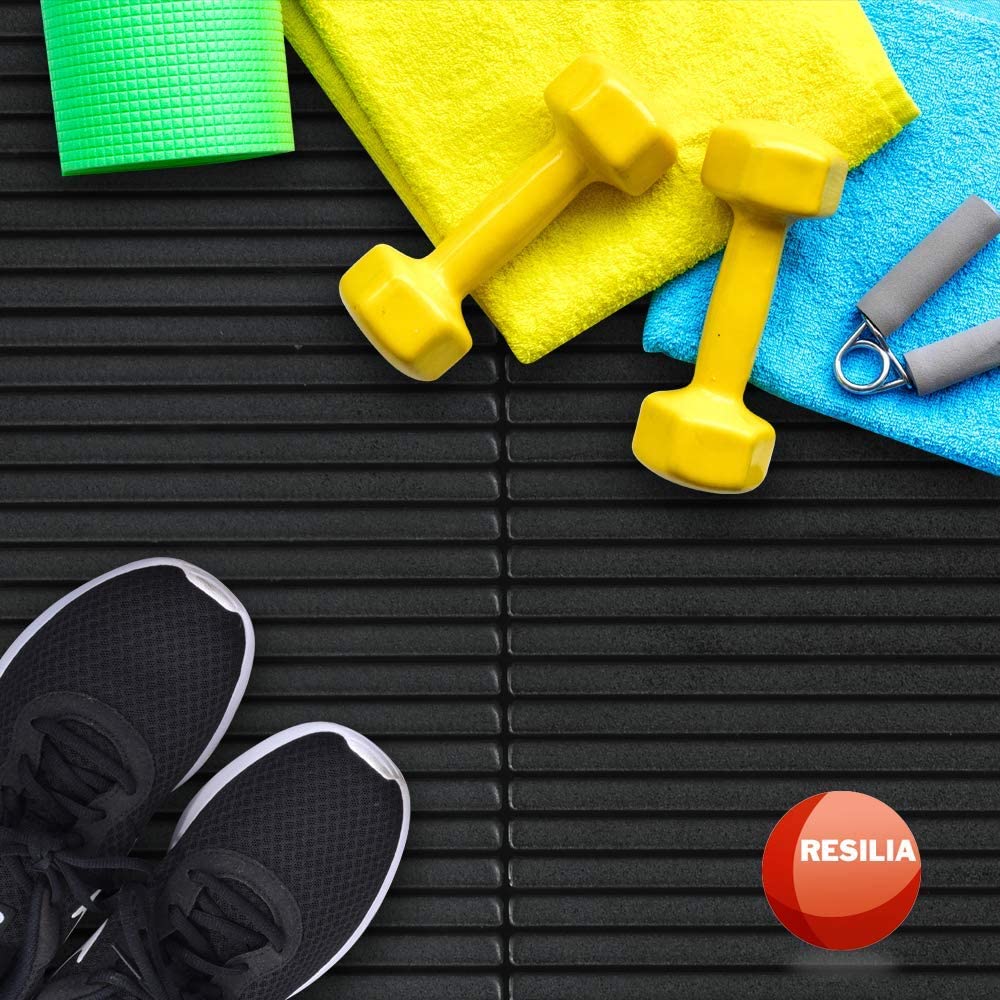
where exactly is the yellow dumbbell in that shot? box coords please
[340,54,677,381]
[632,120,847,493]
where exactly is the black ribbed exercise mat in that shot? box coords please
[3,3,1000,998]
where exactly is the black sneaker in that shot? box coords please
[42,723,409,1000]
[0,558,254,1000]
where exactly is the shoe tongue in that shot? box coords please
[195,878,271,964]
[23,720,119,832]
[96,879,272,997]
[0,938,17,980]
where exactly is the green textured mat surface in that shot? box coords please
[41,0,294,176]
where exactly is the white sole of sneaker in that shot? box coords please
[172,721,411,999]
[0,556,255,790]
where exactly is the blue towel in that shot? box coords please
[643,0,1000,475]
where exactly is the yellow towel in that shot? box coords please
[283,0,918,364]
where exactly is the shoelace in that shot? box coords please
[84,873,285,1000]
[0,718,152,1000]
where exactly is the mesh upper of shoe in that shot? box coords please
[67,731,406,1000]
[170,732,404,1000]
[0,563,249,982]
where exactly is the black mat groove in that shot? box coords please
[3,3,1000,997]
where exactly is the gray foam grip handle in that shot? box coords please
[904,318,1000,395]
[858,196,1000,335]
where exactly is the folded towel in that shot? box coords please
[283,0,916,363]
[644,0,1000,476]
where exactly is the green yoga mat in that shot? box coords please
[41,0,295,176]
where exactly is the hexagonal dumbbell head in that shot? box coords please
[633,386,776,494]
[342,55,676,382]
[545,54,677,197]
[701,120,846,220]
[340,244,468,382]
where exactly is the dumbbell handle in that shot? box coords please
[691,209,787,398]
[428,136,592,298]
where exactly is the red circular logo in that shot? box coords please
[762,791,921,950]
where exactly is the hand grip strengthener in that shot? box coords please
[834,196,1000,396]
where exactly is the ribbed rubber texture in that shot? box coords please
[40,0,294,176]
[6,5,1000,997]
